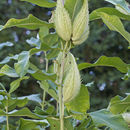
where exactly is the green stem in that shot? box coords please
[58,41,68,130]
[42,51,48,110]
[6,97,9,130]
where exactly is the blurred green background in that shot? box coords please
[0,0,130,112]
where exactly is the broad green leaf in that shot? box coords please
[108,95,130,114]
[38,81,58,101]
[65,85,90,113]
[15,51,30,77]
[123,68,130,80]
[0,25,3,31]
[64,0,83,20]
[0,55,18,65]
[0,65,19,77]
[31,70,56,81]
[99,12,130,44]
[0,108,42,119]
[90,109,128,130]
[0,42,13,50]
[0,14,53,31]
[18,118,48,130]
[39,26,49,41]
[78,56,130,73]
[47,49,60,59]
[21,0,56,8]
[42,33,58,47]
[90,7,130,21]
[47,116,73,130]
[105,0,130,15]
[9,76,29,94]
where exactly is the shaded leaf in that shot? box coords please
[9,76,29,94]
[90,109,128,130]
[18,118,48,130]
[65,85,90,113]
[108,95,130,114]
[78,56,130,73]
[21,0,56,8]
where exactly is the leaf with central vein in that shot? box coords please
[21,0,56,8]
[78,56,130,73]
[90,109,128,130]
[99,12,130,44]
[0,108,42,119]
[0,14,53,31]
[90,7,130,21]
[0,65,19,77]
[108,95,130,114]
[15,51,30,77]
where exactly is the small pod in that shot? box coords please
[54,0,72,41]
[72,0,89,45]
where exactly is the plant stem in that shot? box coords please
[58,42,68,130]
[6,96,9,130]
[42,52,48,110]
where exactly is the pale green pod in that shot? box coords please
[63,53,81,102]
[54,52,81,103]
[72,0,89,45]
[54,0,72,41]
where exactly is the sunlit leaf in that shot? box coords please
[65,85,90,113]
[0,14,53,31]
[78,56,130,73]
[108,95,130,114]
[21,0,56,8]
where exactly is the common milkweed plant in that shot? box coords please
[0,0,130,129]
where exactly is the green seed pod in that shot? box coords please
[54,0,72,41]
[54,52,81,103]
[63,53,81,102]
[72,0,89,45]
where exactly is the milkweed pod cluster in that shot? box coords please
[54,0,89,45]
[54,52,81,103]
[54,0,72,41]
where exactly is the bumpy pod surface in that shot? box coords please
[54,52,81,103]
[54,0,72,41]
[72,0,89,45]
